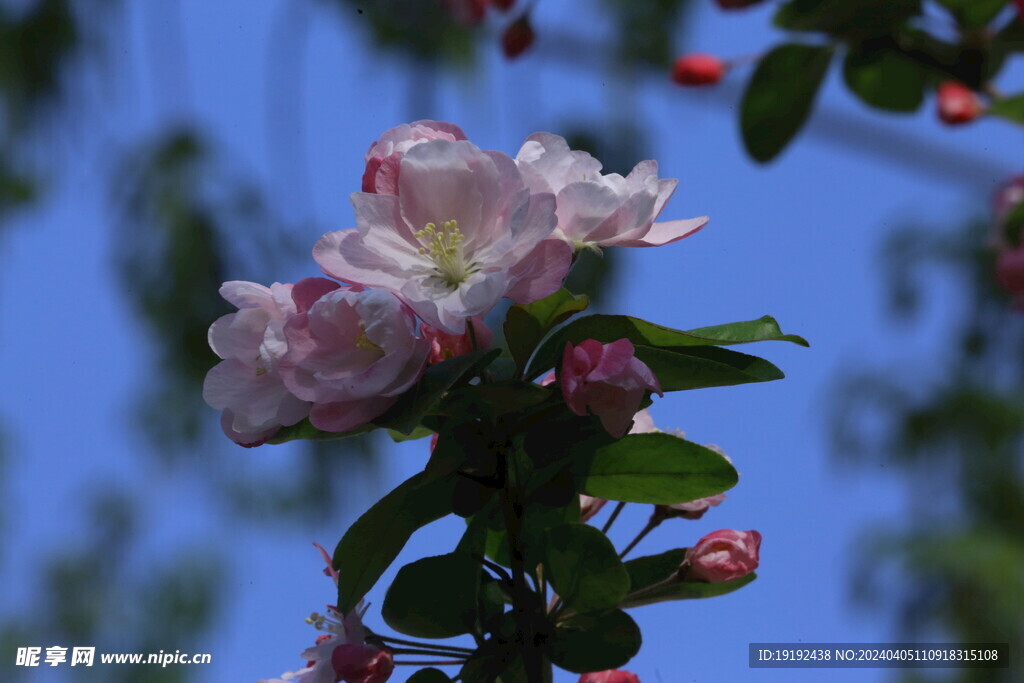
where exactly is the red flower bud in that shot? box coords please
[997,247,1024,308]
[936,81,983,125]
[715,0,767,9]
[671,54,726,86]
[332,643,394,683]
[579,671,641,683]
[502,16,535,59]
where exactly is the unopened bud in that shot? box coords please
[502,16,535,59]
[937,81,983,125]
[671,54,727,86]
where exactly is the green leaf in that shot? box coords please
[504,288,589,372]
[377,348,501,434]
[774,0,920,37]
[996,20,1024,53]
[741,44,832,163]
[545,610,641,674]
[525,313,806,380]
[544,523,630,614]
[935,0,1006,29]
[578,433,739,505]
[408,668,454,682]
[382,553,480,639]
[843,46,925,112]
[439,381,552,422]
[334,472,456,614]
[267,417,372,445]
[622,548,757,608]
[387,425,434,442]
[989,94,1024,125]
[633,345,786,392]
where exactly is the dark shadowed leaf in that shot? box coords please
[545,609,641,673]
[741,44,833,163]
[843,46,925,112]
[382,553,480,638]
[543,523,630,614]
[621,549,756,607]
[504,288,590,372]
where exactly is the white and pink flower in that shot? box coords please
[560,339,662,438]
[515,132,707,250]
[684,529,761,583]
[362,120,468,195]
[279,287,430,433]
[315,138,571,334]
[203,279,327,447]
[260,545,391,683]
[579,495,608,523]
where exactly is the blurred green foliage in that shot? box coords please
[832,218,1024,681]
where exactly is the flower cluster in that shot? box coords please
[204,121,706,446]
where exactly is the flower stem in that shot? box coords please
[498,445,546,683]
[378,635,474,654]
[600,501,627,535]
[394,660,466,666]
[389,647,470,660]
[619,515,662,560]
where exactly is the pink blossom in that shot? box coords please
[203,280,325,446]
[560,339,662,438]
[362,120,467,194]
[937,82,982,125]
[279,288,430,432]
[579,495,608,523]
[331,644,394,683]
[515,132,707,250]
[685,529,761,583]
[259,547,372,683]
[579,671,641,683]
[662,493,727,520]
[421,315,493,364]
[315,138,571,333]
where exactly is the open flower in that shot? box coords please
[362,120,467,194]
[279,287,430,432]
[315,138,570,333]
[684,529,761,583]
[260,545,387,683]
[560,339,662,438]
[515,132,708,250]
[203,280,324,446]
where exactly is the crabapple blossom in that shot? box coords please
[579,671,641,683]
[684,529,761,583]
[937,82,982,125]
[362,121,467,195]
[260,546,375,683]
[515,132,708,250]
[671,54,726,86]
[315,138,571,333]
[203,279,322,447]
[560,339,662,438]
[421,315,494,364]
[279,287,430,432]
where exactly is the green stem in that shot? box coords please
[498,445,546,683]
[390,647,470,659]
[619,514,663,560]
[600,501,627,535]
[378,635,474,654]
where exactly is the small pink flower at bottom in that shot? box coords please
[421,316,494,364]
[560,339,662,438]
[684,529,761,583]
[579,670,641,683]
[332,643,394,683]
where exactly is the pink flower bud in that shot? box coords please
[579,671,641,683]
[937,81,982,125]
[332,643,394,683]
[502,16,535,59]
[715,0,766,8]
[671,54,726,86]
[560,339,662,439]
[997,247,1024,308]
[421,316,493,364]
[579,495,608,523]
[685,529,761,583]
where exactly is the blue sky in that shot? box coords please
[1,1,1021,681]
